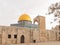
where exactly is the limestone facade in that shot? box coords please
[0,25,59,45]
[0,26,45,45]
[46,25,60,41]
[0,15,59,45]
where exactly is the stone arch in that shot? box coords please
[34,16,47,41]
[34,16,39,25]
[20,35,25,43]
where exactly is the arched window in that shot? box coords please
[20,35,25,43]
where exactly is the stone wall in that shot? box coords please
[0,26,59,45]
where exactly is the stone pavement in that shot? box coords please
[10,41,60,45]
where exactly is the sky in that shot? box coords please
[0,0,60,29]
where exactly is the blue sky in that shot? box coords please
[0,0,60,29]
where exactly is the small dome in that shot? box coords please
[18,14,32,21]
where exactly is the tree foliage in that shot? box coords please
[48,2,60,23]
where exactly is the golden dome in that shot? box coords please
[18,14,31,21]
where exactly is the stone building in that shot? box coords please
[52,25,60,41]
[0,13,59,45]
[46,25,60,41]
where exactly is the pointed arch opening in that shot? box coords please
[20,35,25,43]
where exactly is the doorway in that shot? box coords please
[20,35,25,43]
